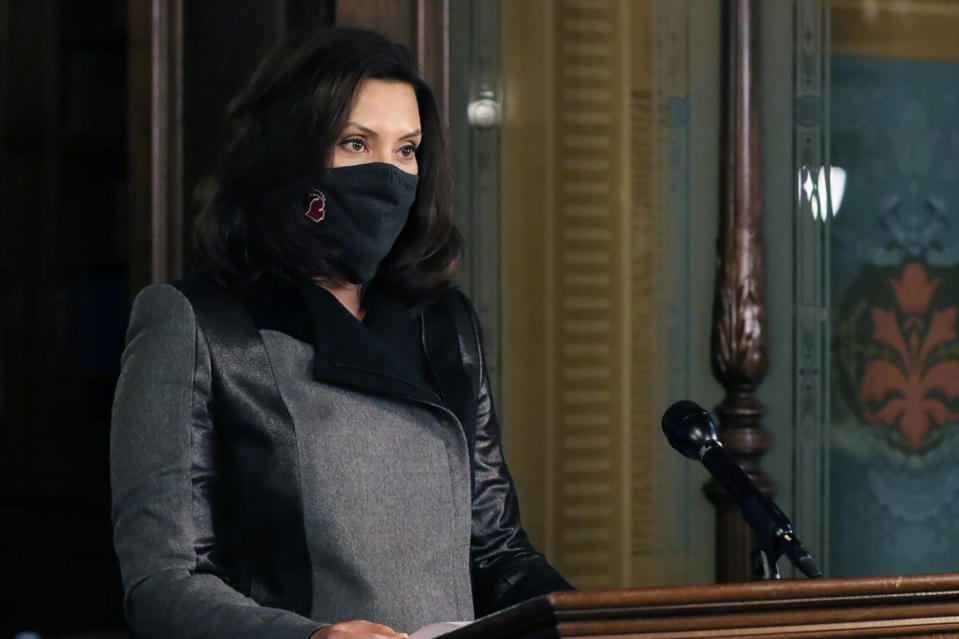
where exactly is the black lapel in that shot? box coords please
[422,291,478,454]
[173,274,313,613]
[298,282,442,406]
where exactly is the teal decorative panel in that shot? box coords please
[829,56,959,576]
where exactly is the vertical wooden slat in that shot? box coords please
[335,0,415,51]
[502,0,555,558]
[415,0,450,124]
[150,0,184,282]
[148,0,167,282]
[550,0,630,589]
[128,0,184,292]
[708,0,774,583]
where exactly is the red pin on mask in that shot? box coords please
[305,188,326,222]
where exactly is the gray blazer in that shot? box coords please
[110,278,570,639]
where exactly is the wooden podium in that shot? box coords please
[445,574,959,638]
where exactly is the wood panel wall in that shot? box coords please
[502,0,694,588]
[128,0,337,294]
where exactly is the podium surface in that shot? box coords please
[447,574,959,638]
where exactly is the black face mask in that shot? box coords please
[305,162,419,284]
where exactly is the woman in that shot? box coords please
[110,28,571,639]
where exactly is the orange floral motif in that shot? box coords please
[859,262,959,449]
[889,262,941,314]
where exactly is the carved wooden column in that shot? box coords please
[707,0,775,583]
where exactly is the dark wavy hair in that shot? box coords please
[193,28,462,304]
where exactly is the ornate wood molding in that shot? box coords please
[708,0,775,583]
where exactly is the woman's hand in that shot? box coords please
[310,620,409,639]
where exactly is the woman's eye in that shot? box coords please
[343,138,366,152]
[399,144,417,158]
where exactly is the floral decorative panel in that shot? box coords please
[829,55,959,576]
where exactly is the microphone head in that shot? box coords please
[661,400,719,459]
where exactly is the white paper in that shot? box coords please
[408,621,471,639]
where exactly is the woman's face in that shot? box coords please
[332,79,422,175]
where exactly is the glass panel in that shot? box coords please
[827,0,959,577]
[500,0,695,587]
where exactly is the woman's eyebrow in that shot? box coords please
[343,122,379,137]
[343,122,422,140]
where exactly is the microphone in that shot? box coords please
[662,400,822,579]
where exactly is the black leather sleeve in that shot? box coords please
[456,293,574,616]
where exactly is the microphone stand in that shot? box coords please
[663,400,822,581]
[753,547,780,581]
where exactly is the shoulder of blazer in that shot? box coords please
[171,274,257,345]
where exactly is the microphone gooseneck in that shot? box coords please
[662,400,823,580]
